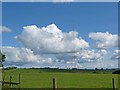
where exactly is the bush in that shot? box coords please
[112,70,120,74]
[92,71,96,73]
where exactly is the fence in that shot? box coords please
[0,76,117,90]
[1,73,20,89]
[52,78,117,90]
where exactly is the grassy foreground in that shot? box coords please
[2,68,119,88]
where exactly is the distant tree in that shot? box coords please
[72,68,77,70]
[95,68,98,70]
[0,51,5,62]
[0,50,6,69]
[101,68,103,70]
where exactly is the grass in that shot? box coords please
[2,68,119,88]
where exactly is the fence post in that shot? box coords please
[2,76,5,87]
[53,78,57,90]
[19,73,20,89]
[112,78,115,90]
[10,76,12,88]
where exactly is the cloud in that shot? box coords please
[89,32,118,49]
[0,26,12,33]
[2,46,53,66]
[111,50,120,60]
[2,45,108,68]
[11,24,111,68]
[55,49,107,64]
[2,24,118,69]
[77,49,107,62]
[15,23,89,54]
[2,46,108,68]
[53,0,74,2]
[2,46,86,68]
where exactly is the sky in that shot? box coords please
[1,0,120,2]
[1,2,119,69]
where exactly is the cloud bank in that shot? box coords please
[2,46,53,66]
[2,46,108,68]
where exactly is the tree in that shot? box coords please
[0,50,6,68]
[95,68,98,70]
[101,68,103,70]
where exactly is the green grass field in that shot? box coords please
[2,68,119,88]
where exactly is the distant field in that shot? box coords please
[2,68,119,88]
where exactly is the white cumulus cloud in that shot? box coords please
[111,49,120,60]
[2,46,53,66]
[55,49,107,64]
[15,23,89,54]
[0,26,12,33]
[89,32,118,49]
[78,49,107,62]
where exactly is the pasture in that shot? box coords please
[2,68,119,89]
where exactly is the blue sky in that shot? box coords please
[2,2,119,69]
